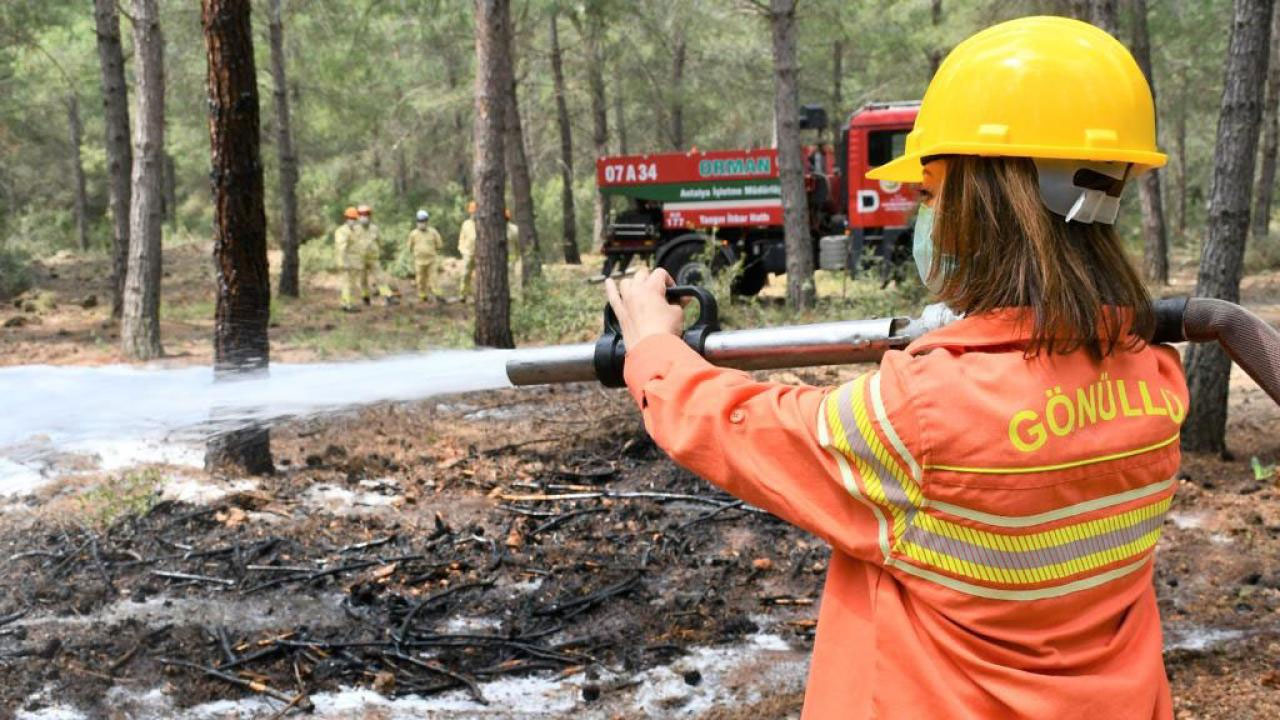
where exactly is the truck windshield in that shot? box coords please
[868,129,909,168]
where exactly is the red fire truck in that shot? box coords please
[595,102,920,295]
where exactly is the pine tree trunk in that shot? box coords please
[122,0,165,361]
[268,0,300,298]
[583,9,609,252]
[1177,77,1188,235]
[832,39,843,112]
[1252,0,1280,243]
[670,28,686,150]
[549,12,579,264]
[614,74,628,155]
[473,0,514,348]
[1090,0,1119,35]
[93,0,132,318]
[928,1,943,78]
[1183,0,1275,454]
[162,153,178,229]
[202,0,274,475]
[768,0,815,309]
[1130,0,1170,284]
[501,10,540,286]
[67,94,88,253]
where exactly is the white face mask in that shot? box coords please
[359,217,370,226]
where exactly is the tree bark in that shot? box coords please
[501,6,541,286]
[473,0,514,348]
[549,11,580,264]
[670,27,686,150]
[1090,0,1119,35]
[1129,0,1170,284]
[121,0,165,360]
[162,152,178,229]
[1183,0,1275,454]
[614,73,628,155]
[93,0,132,318]
[1177,70,1188,236]
[67,94,88,253]
[928,0,944,79]
[201,0,274,475]
[768,0,815,309]
[1253,0,1280,243]
[267,0,301,298]
[582,5,609,252]
[832,39,843,114]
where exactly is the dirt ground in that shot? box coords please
[1,249,1280,718]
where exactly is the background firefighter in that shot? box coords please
[406,209,443,303]
[333,206,360,312]
[353,204,397,305]
[607,17,1193,719]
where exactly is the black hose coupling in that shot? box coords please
[593,285,720,387]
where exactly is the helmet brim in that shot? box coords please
[866,146,1168,183]
[866,154,924,183]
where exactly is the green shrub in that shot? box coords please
[300,233,338,274]
[0,246,33,300]
[1245,232,1280,273]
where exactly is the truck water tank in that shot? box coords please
[819,235,850,271]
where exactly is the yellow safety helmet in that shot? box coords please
[343,206,359,220]
[869,16,1167,183]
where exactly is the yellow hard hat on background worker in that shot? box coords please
[870,16,1167,185]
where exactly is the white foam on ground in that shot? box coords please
[1167,511,1206,530]
[1163,625,1247,652]
[301,483,401,513]
[15,592,349,634]
[160,475,260,505]
[21,628,809,719]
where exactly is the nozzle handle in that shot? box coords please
[594,285,721,387]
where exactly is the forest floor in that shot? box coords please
[1,243,1279,719]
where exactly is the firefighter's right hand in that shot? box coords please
[605,267,684,350]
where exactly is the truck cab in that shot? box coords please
[840,101,921,283]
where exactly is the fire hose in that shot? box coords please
[504,287,1280,407]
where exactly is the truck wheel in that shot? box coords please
[730,260,768,296]
[659,241,712,286]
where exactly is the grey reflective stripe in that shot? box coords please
[902,512,1166,572]
[835,379,915,518]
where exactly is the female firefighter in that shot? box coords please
[606,16,1188,720]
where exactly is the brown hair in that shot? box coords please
[929,155,1154,359]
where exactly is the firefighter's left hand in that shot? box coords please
[605,267,684,349]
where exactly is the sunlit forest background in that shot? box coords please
[0,0,1244,265]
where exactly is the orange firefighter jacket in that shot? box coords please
[623,308,1189,720]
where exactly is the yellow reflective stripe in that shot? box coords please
[893,555,1152,601]
[899,526,1163,586]
[848,376,924,509]
[869,373,921,484]
[929,476,1176,528]
[817,388,893,562]
[912,496,1171,553]
[925,432,1180,475]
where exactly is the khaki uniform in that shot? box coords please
[353,222,394,300]
[406,224,443,300]
[458,219,521,298]
[334,221,361,309]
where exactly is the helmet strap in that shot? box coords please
[1033,159,1131,225]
